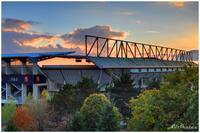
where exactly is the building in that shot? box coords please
[1,35,196,104]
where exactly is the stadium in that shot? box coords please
[2,35,196,104]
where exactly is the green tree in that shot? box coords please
[128,89,161,131]
[108,73,138,118]
[2,98,16,124]
[147,80,160,89]
[76,77,97,92]
[5,121,20,131]
[51,84,79,112]
[157,66,198,130]
[128,66,198,131]
[51,77,98,113]
[75,77,98,103]
[71,93,122,131]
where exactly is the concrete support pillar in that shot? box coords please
[141,78,144,88]
[5,60,11,100]
[32,63,39,100]
[21,60,27,103]
[6,84,11,100]
[33,84,39,100]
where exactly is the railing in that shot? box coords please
[85,35,193,62]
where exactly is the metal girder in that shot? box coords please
[85,35,193,62]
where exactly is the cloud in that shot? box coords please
[2,18,39,33]
[60,25,128,52]
[145,30,160,34]
[118,11,134,16]
[170,1,185,8]
[62,25,128,42]
[135,20,142,24]
[2,18,128,54]
[2,31,83,54]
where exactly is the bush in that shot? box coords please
[71,93,122,131]
[41,89,50,101]
[2,98,16,124]
[5,121,20,131]
[147,80,160,89]
[23,94,49,131]
[13,107,36,131]
[70,112,83,131]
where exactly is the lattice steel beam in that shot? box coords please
[85,35,193,62]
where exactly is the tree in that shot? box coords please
[128,66,198,131]
[70,112,84,131]
[23,95,49,131]
[167,66,198,131]
[5,121,20,131]
[51,84,78,112]
[2,98,16,124]
[157,66,198,130]
[128,89,161,131]
[76,77,97,92]
[75,77,98,107]
[71,93,122,131]
[51,77,98,113]
[147,80,160,89]
[108,73,138,118]
[13,107,36,131]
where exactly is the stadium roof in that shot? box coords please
[87,57,193,69]
[2,51,75,63]
[2,51,195,68]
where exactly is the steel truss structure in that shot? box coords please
[85,35,193,62]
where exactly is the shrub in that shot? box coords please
[147,80,160,89]
[23,97,49,131]
[5,121,20,131]
[70,112,83,131]
[41,89,50,101]
[13,107,36,131]
[2,99,16,124]
[71,93,122,131]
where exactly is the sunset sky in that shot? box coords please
[2,1,198,55]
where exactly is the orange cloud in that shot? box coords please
[11,25,128,54]
[170,1,185,8]
[15,36,61,48]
